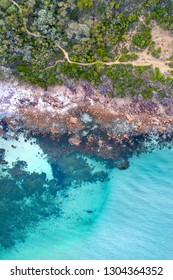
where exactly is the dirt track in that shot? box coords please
[11,0,173,74]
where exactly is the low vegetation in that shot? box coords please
[0,0,173,97]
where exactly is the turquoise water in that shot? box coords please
[0,135,173,259]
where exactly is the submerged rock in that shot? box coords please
[116,160,130,170]
[1,78,173,174]
[69,137,81,146]
[0,148,5,161]
[85,210,94,214]
[50,163,65,184]
[0,118,9,132]
[0,160,8,165]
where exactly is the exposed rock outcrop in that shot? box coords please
[0,77,173,164]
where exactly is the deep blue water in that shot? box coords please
[0,135,173,259]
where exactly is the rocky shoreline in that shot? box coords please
[1,75,173,248]
[1,77,173,168]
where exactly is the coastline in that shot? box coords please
[0,76,173,165]
[1,0,173,259]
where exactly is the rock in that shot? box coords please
[98,140,104,146]
[0,128,5,135]
[160,98,170,106]
[50,126,59,134]
[123,134,129,139]
[116,160,130,170]
[86,210,93,214]
[0,148,5,161]
[0,160,8,165]
[137,122,142,127]
[11,145,16,149]
[69,137,81,146]
[87,135,94,143]
[69,117,78,124]
[50,163,65,184]
[0,118,8,132]
[162,134,167,140]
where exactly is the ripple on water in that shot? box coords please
[0,135,173,259]
[0,133,110,259]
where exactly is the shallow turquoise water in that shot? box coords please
[0,135,173,259]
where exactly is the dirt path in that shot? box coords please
[151,22,173,61]
[54,43,172,74]
[11,0,46,38]
[11,0,172,74]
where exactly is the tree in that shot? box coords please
[77,0,93,9]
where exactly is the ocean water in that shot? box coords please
[0,134,173,260]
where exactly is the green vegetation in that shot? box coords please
[132,24,152,50]
[77,0,93,9]
[0,0,173,97]
[150,0,173,30]
[148,41,161,58]
[168,62,173,68]
[59,63,172,98]
[119,53,138,62]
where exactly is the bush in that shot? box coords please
[149,41,161,58]
[119,54,131,62]
[119,53,138,62]
[132,24,152,49]
[168,62,173,68]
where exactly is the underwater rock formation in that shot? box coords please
[0,132,110,249]
[1,78,173,166]
[0,77,173,250]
